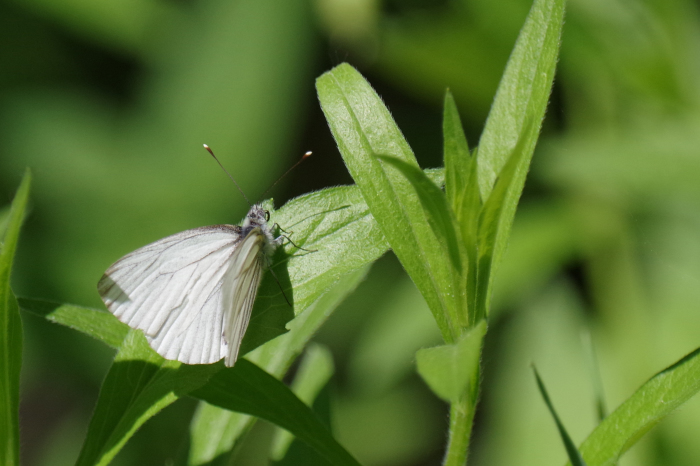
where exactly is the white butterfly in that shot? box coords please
[98,204,283,367]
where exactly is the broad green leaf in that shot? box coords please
[568,346,700,466]
[476,0,564,200]
[191,359,360,466]
[443,90,471,213]
[19,298,128,349]
[270,343,335,462]
[188,265,370,466]
[476,118,536,320]
[75,330,221,466]
[376,154,463,275]
[0,170,30,466]
[416,321,486,403]
[533,367,587,466]
[317,63,465,342]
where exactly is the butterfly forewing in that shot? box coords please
[221,230,266,366]
[98,225,247,365]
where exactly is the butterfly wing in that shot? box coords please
[98,225,245,365]
[220,228,266,367]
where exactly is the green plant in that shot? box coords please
[4,0,700,464]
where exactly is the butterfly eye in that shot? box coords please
[264,210,270,222]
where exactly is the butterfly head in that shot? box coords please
[244,204,270,228]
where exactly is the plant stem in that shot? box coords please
[443,396,476,466]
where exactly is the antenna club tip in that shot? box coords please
[303,151,312,158]
[203,143,210,149]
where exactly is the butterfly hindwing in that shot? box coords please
[98,225,247,365]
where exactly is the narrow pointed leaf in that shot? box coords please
[476,119,536,319]
[476,0,565,200]
[443,90,471,212]
[191,359,360,466]
[0,170,31,466]
[568,347,700,466]
[533,367,587,466]
[416,321,486,403]
[376,154,463,274]
[317,63,464,341]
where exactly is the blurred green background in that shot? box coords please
[3,0,700,464]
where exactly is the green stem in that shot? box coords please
[443,361,481,466]
[443,397,476,466]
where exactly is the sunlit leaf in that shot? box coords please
[317,63,466,341]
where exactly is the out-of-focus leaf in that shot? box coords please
[18,298,128,349]
[0,170,31,466]
[416,321,486,403]
[270,343,335,462]
[75,330,220,466]
[476,0,564,200]
[191,359,360,466]
[188,265,371,466]
[317,63,465,342]
[376,154,463,275]
[533,366,587,466]
[569,347,700,466]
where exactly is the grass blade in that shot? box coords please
[0,170,31,466]
[533,366,587,466]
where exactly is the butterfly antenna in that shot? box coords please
[259,151,312,201]
[203,144,252,206]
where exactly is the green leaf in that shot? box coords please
[568,347,700,466]
[415,320,486,403]
[476,118,536,320]
[476,0,565,201]
[0,170,30,466]
[270,343,335,462]
[376,154,463,275]
[191,359,360,466]
[18,298,128,349]
[443,90,471,214]
[188,265,370,466]
[317,63,466,342]
[533,366,587,466]
[75,330,221,466]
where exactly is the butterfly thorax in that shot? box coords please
[241,204,281,257]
